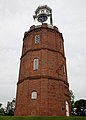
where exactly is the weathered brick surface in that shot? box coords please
[14,23,70,116]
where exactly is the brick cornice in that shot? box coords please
[23,24,60,39]
[21,47,66,60]
[17,75,69,86]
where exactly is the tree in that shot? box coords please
[5,98,16,116]
[75,99,86,116]
[69,90,75,115]
[0,103,2,108]
[0,103,4,116]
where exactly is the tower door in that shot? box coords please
[65,101,69,116]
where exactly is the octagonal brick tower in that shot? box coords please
[14,5,70,116]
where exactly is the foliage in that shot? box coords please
[0,116,86,120]
[69,90,75,115]
[0,103,4,116]
[74,99,86,116]
[4,98,16,116]
[0,103,2,108]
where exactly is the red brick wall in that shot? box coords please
[14,23,70,116]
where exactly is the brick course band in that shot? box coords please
[17,75,69,86]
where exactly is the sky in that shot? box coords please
[0,0,86,106]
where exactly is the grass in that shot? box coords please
[0,116,86,120]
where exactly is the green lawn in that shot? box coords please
[0,116,86,120]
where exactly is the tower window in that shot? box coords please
[35,35,40,44]
[65,101,69,116]
[63,65,66,73]
[41,9,44,13]
[33,59,39,70]
[31,91,37,99]
[46,10,49,14]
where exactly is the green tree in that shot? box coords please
[0,103,2,108]
[0,103,4,116]
[75,99,86,116]
[69,90,75,115]
[5,98,16,116]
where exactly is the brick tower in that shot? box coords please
[15,5,70,116]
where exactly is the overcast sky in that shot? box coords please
[0,0,86,106]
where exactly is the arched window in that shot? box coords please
[33,58,39,70]
[63,65,66,74]
[65,101,69,116]
[41,9,44,13]
[31,91,37,99]
[35,35,40,44]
